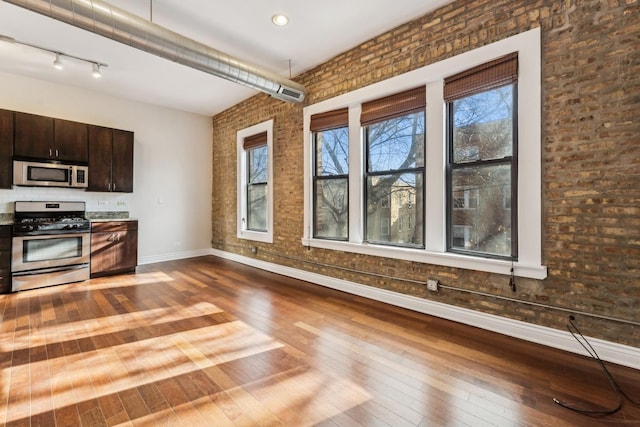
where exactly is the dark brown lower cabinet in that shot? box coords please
[90,220,138,278]
[0,225,11,294]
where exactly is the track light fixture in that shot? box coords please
[91,63,102,78]
[0,33,108,79]
[53,53,63,70]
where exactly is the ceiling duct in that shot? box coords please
[2,0,306,103]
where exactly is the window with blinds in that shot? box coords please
[245,131,268,232]
[362,86,426,248]
[311,108,349,240]
[237,120,273,243]
[445,52,518,259]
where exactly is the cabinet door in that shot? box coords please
[0,109,13,189]
[111,129,134,193]
[0,226,11,293]
[116,229,138,272]
[0,239,10,268]
[0,268,10,294]
[14,112,54,159]
[90,232,119,276]
[90,223,138,277]
[54,119,88,163]
[87,125,113,192]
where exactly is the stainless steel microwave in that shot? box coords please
[13,160,88,188]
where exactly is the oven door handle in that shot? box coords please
[12,263,90,277]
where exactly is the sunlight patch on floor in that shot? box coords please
[1,319,283,424]
[5,301,224,351]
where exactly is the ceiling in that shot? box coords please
[0,0,452,116]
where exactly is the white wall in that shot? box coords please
[0,71,213,263]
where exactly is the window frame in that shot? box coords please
[311,112,350,241]
[363,107,426,249]
[237,120,273,243]
[445,83,518,259]
[301,28,546,279]
[246,144,269,232]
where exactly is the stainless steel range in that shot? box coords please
[12,201,90,292]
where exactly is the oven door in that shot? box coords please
[12,232,90,273]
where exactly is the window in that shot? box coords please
[363,87,425,247]
[445,52,518,259]
[247,142,268,231]
[237,120,273,243]
[311,108,349,240]
[302,28,545,279]
[453,188,479,210]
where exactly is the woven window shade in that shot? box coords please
[361,86,426,126]
[444,52,518,102]
[243,131,267,150]
[310,108,349,132]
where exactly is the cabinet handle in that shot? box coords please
[49,148,52,157]
[55,149,59,157]
[107,183,111,191]
[113,183,116,191]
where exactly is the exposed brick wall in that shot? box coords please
[212,0,640,346]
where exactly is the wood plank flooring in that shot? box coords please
[1,255,639,426]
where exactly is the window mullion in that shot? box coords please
[348,106,363,244]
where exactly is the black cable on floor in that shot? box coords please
[553,316,640,419]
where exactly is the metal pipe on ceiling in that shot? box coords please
[2,0,306,103]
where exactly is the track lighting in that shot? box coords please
[0,33,108,79]
[92,63,102,78]
[53,53,63,70]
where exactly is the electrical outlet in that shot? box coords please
[427,279,439,292]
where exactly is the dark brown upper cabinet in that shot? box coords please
[54,119,88,163]
[88,125,134,193]
[14,112,88,163]
[111,129,134,193]
[0,109,14,189]
[14,112,53,160]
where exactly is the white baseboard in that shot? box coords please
[210,248,640,371]
[138,248,212,266]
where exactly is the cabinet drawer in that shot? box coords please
[91,220,138,232]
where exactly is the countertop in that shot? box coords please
[0,213,13,226]
[90,218,138,223]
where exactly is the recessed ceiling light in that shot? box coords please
[272,14,289,26]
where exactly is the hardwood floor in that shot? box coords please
[1,256,639,426]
